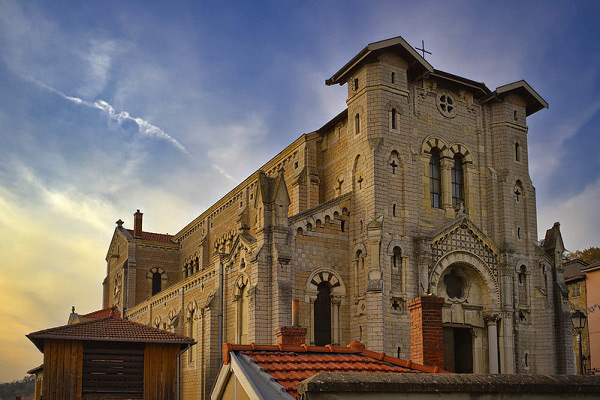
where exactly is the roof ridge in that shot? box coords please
[223,340,448,374]
[27,314,114,337]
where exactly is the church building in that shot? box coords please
[102,36,575,398]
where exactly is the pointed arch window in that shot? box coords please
[430,148,442,208]
[355,113,360,134]
[391,108,397,129]
[451,154,464,208]
[314,281,332,346]
[239,284,248,344]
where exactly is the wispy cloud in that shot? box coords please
[23,75,188,154]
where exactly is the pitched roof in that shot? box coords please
[218,340,447,399]
[125,229,174,243]
[27,315,194,352]
[82,306,121,318]
[326,36,433,86]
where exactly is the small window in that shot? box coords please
[340,220,345,232]
[355,113,360,134]
[514,110,518,121]
[391,108,397,129]
[391,72,395,83]
[515,142,521,161]
[354,78,359,91]
[392,203,397,217]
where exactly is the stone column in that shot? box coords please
[441,158,453,211]
[331,296,342,345]
[485,314,500,373]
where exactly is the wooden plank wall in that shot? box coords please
[42,339,83,400]
[144,344,180,400]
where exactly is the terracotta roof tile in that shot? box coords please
[223,340,448,398]
[27,315,194,352]
[126,229,174,243]
[82,306,121,318]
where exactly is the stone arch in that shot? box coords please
[305,268,346,345]
[146,267,167,281]
[429,250,500,309]
[353,243,367,257]
[421,136,449,156]
[447,143,474,164]
[386,239,405,255]
[234,273,249,298]
[386,102,402,130]
[305,268,346,296]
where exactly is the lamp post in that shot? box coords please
[571,310,587,375]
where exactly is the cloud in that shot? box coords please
[22,75,188,154]
[538,177,600,251]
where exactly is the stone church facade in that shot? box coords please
[102,36,574,398]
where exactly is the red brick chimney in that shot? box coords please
[408,295,445,369]
[275,299,307,345]
[133,209,143,237]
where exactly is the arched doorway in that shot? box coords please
[430,252,500,374]
[314,282,331,346]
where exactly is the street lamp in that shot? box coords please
[571,310,588,375]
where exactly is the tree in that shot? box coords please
[566,247,600,265]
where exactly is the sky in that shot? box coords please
[0,0,599,382]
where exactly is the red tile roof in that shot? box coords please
[82,306,121,318]
[223,341,448,398]
[126,229,174,243]
[27,315,194,352]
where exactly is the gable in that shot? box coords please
[430,217,499,278]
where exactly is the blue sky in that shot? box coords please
[0,0,598,381]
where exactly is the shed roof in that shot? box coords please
[27,315,194,352]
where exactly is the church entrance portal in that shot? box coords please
[443,327,474,373]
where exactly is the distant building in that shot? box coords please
[99,35,574,398]
[564,258,591,374]
[582,261,600,374]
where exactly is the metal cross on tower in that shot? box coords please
[416,40,432,59]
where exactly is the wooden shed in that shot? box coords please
[27,313,194,400]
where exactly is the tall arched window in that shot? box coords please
[314,281,331,346]
[451,154,464,208]
[518,265,527,306]
[187,307,196,363]
[151,272,162,296]
[355,113,360,134]
[239,284,248,344]
[430,148,442,208]
[392,246,402,270]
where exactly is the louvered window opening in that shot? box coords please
[82,343,144,399]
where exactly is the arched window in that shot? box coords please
[391,108,397,129]
[518,266,527,306]
[515,142,521,161]
[314,281,331,346]
[152,272,162,296]
[187,307,197,363]
[239,284,248,344]
[355,113,360,134]
[392,246,402,269]
[451,154,464,208]
[429,148,442,208]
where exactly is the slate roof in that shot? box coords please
[27,315,194,352]
[222,340,447,398]
[125,228,174,243]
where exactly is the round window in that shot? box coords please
[436,91,458,118]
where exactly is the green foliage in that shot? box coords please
[566,247,600,265]
[0,375,35,400]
